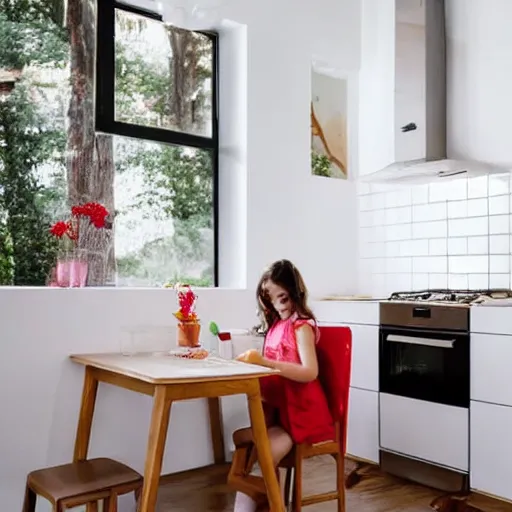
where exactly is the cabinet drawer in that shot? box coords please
[471,401,512,500]
[471,334,512,406]
[347,388,379,463]
[313,301,379,325]
[350,324,379,391]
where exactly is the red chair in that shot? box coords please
[228,326,352,512]
[280,325,352,511]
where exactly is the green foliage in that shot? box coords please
[0,82,63,284]
[0,2,68,69]
[127,145,213,225]
[311,151,331,177]
[115,40,171,124]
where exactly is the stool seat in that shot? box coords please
[24,458,142,511]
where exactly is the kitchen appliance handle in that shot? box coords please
[387,334,455,349]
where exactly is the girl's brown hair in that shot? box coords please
[256,259,317,332]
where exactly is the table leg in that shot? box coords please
[208,397,226,464]
[74,366,99,462]
[247,389,285,512]
[139,385,172,512]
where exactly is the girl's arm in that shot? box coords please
[264,324,318,382]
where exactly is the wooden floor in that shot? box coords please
[156,457,512,512]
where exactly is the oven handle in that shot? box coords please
[386,334,455,349]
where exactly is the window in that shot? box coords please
[0,0,218,287]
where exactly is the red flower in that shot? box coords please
[174,284,198,321]
[72,202,109,229]
[49,221,69,238]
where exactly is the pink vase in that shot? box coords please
[56,260,88,288]
[69,260,88,287]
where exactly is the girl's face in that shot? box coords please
[265,280,293,319]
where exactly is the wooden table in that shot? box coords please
[70,352,284,512]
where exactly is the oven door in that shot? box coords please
[379,326,470,408]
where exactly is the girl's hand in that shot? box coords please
[236,349,267,367]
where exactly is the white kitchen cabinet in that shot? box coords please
[471,333,512,407]
[312,300,379,325]
[346,387,379,463]
[471,400,512,501]
[380,393,468,471]
[471,306,512,336]
[349,324,379,392]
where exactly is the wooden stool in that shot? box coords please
[22,458,143,512]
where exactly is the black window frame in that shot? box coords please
[96,0,219,286]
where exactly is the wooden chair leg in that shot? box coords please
[22,484,36,512]
[293,452,303,512]
[103,493,118,512]
[86,502,98,512]
[336,453,346,512]
[135,485,142,510]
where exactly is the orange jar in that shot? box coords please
[177,321,201,348]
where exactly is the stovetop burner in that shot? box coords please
[388,289,512,304]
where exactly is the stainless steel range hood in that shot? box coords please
[360,0,509,185]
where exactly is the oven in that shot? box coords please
[378,301,470,489]
[379,308,470,408]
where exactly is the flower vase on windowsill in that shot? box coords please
[48,202,110,288]
[172,284,201,348]
[55,252,88,288]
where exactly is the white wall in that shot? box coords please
[1,1,362,510]
[223,0,360,295]
[357,0,512,297]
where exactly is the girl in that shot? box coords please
[232,259,334,512]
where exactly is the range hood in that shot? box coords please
[360,0,509,185]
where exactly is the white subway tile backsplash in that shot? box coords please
[448,237,468,255]
[429,239,447,256]
[468,274,489,289]
[490,235,510,254]
[399,239,428,257]
[449,217,488,237]
[413,202,446,222]
[489,195,509,215]
[386,257,412,274]
[412,273,429,290]
[448,274,468,289]
[385,241,401,257]
[413,256,447,273]
[412,220,447,239]
[412,185,429,205]
[467,236,488,255]
[429,273,448,288]
[449,255,488,274]
[385,206,411,225]
[447,198,490,219]
[385,190,411,208]
[357,175,512,297]
[490,214,509,235]
[490,274,510,288]
[386,224,412,241]
[490,255,509,274]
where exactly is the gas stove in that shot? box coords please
[387,289,512,305]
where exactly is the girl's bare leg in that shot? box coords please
[233,426,293,512]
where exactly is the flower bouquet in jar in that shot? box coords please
[48,202,110,287]
[173,284,201,348]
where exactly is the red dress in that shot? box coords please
[259,314,335,444]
